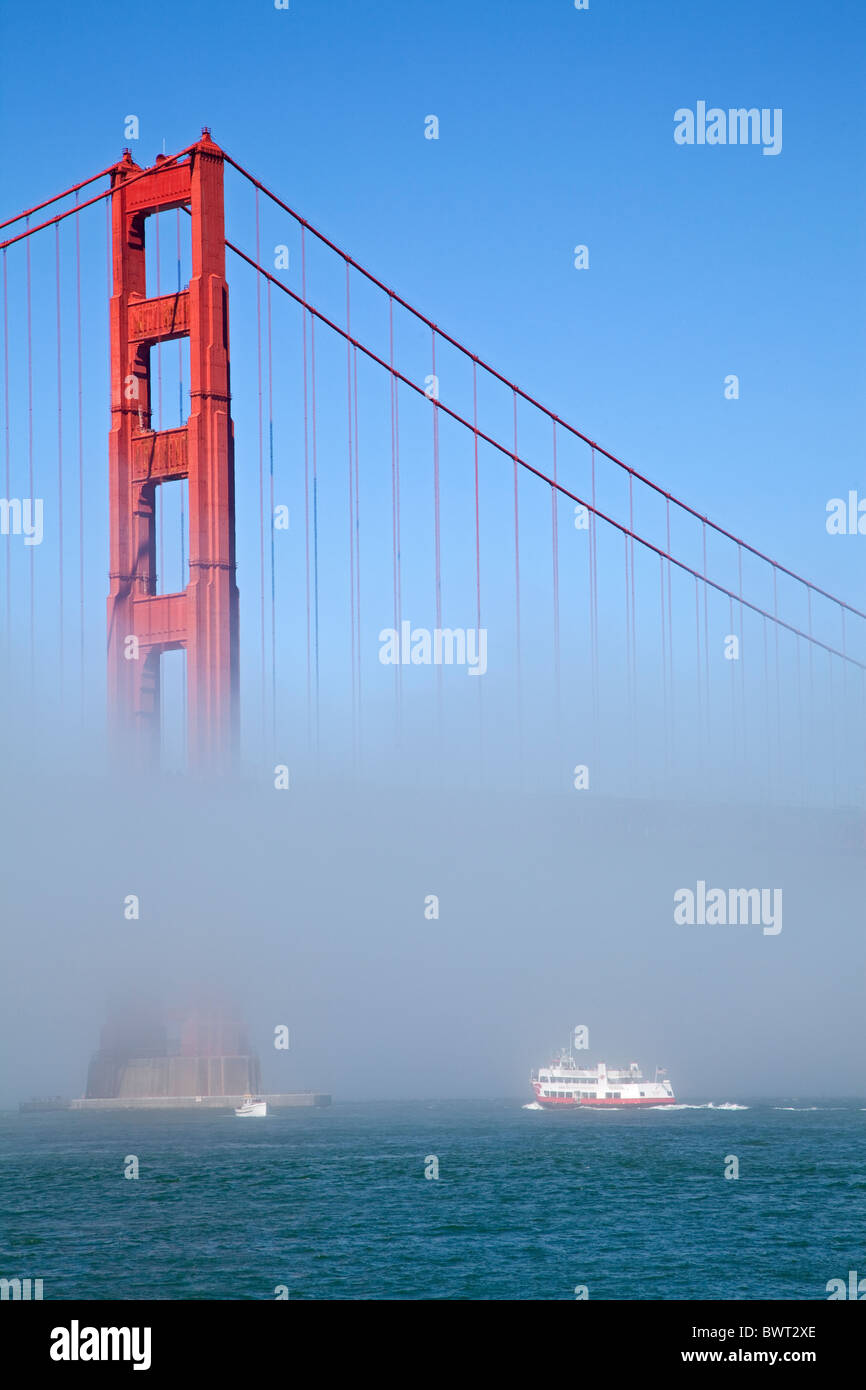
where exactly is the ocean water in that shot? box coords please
[1,1100,863,1300]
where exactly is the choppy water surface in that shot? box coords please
[1,1100,863,1299]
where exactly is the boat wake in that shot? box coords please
[522,1102,543,1110]
[651,1102,748,1111]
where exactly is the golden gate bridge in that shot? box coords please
[1,130,863,808]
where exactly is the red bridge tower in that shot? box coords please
[107,130,238,769]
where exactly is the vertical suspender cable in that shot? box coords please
[431,326,441,627]
[2,250,9,655]
[551,419,560,762]
[393,306,402,736]
[267,278,276,756]
[702,521,710,748]
[737,543,744,773]
[845,611,850,806]
[590,446,599,774]
[629,474,637,782]
[352,342,361,764]
[828,650,836,806]
[26,221,34,702]
[729,595,736,782]
[430,324,440,737]
[624,530,631,789]
[301,227,312,751]
[659,556,668,787]
[795,635,804,805]
[763,615,770,800]
[310,316,320,758]
[76,196,84,724]
[513,390,522,781]
[473,359,483,781]
[55,222,64,706]
[390,302,399,719]
[255,190,266,750]
[346,265,357,767]
[806,585,814,787]
[695,576,702,770]
[666,498,673,783]
[773,568,781,784]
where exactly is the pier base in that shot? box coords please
[68,1093,331,1111]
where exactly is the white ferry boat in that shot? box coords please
[531,1050,675,1108]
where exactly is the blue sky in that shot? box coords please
[2,0,863,571]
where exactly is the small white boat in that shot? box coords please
[234,1095,267,1117]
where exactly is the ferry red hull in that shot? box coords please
[537,1096,677,1108]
